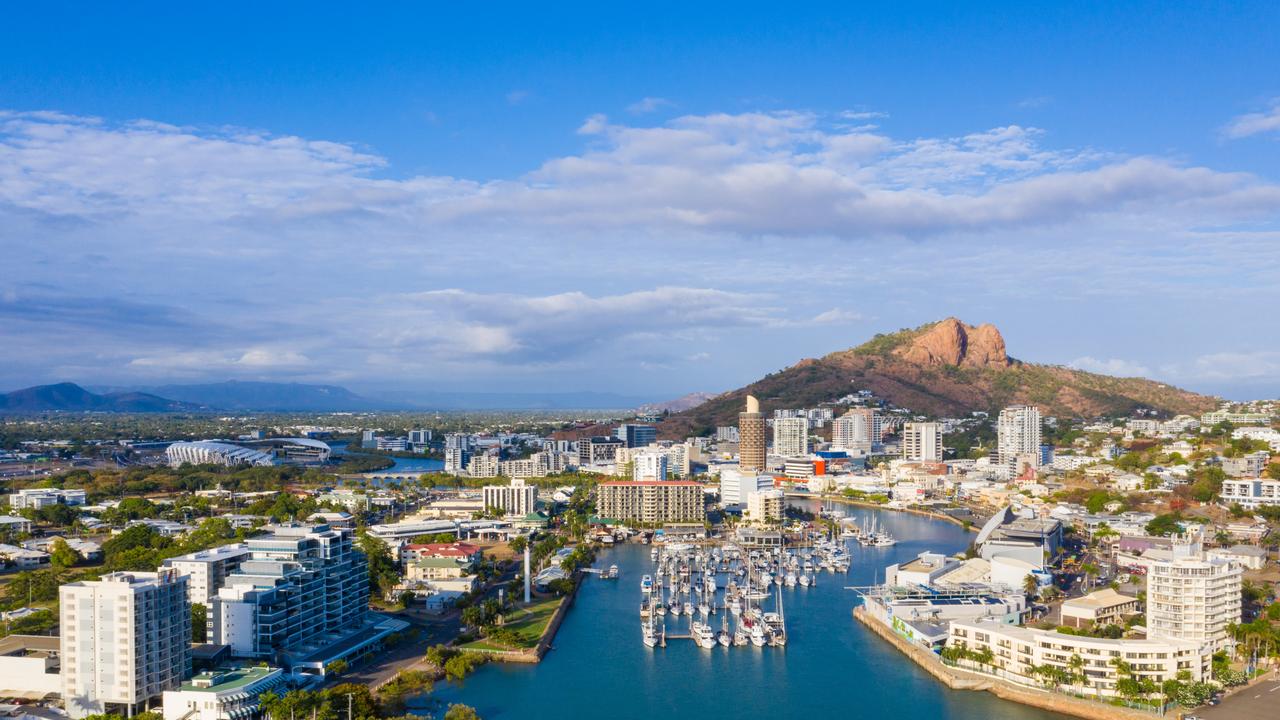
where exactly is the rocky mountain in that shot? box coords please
[659,318,1217,437]
[0,382,205,413]
[126,381,399,412]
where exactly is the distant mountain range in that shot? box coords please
[0,382,206,413]
[638,392,718,414]
[660,318,1218,436]
[1,380,657,413]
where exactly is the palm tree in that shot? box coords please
[1068,653,1087,689]
[1023,573,1040,598]
[1080,562,1100,591]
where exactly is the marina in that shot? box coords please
[429,500,1069,720]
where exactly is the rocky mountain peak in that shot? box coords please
[894,317,1011,368]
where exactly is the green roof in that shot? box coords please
[180,665,277,693]
[415,557,466,568]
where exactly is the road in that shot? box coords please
[1197,673,1280,720]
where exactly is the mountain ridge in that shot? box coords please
[0,382,207,413]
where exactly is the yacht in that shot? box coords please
[695,622,717,649]
[750,623,767,647]
[641,574,653,592]
[608,564,619,579]
[642,622,658,648]
[798,573,811,587]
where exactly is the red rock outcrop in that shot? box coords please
[895,317,1010,368]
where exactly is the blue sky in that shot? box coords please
[2,2,1279,402]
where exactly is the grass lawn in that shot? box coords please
[458,639,510,652]
[466,596,565,650]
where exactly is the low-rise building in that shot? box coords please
[947,619,1210,698]
[745,488,784,524]
[161,665,287,720]
[0,635,61,699]
[8,488,87,510]
[1059,588,1139,628]
[1220,478,1280,508]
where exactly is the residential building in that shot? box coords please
[466,453,499,478]
[1220,478,1280,508]
[578,436,624,467]
[947,619,1210,698]
[715,426,739,443]
[482,479,537,516]
[595,481,705,524]
[1201,410,1270,426]
[1145,533,1242,653]
[375,436,408,452]
[772,416,809,457]
[632,451,669,481]
[0,515,33,535]
[832,408,879,452]
[996,405,1042,470]
[61,570,192,719]
[738,395,766,472]
[902,422,943,462]
[614,423,657,448]
[746,488,784,524]
[210,524,369,661]
[164,544,251,605]
[718,467,774,509]
[1222,451,1269,478]
[444,447,470,474]
[162,666,287,720]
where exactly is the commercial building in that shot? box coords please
[482,479,537,516]
[738,395,766,472]
[161,666,287,720]
[1145,534,1242,653]
[210,524,369,663]
[902,422,943,462]
[1059,589,1139,628]
[61,570,192,719]
[614,423,657,449]
[631,451,669,481]
[0,635,61,699]
[595,481,705,524]
[772,416,809,458]
[975,506,1063,569]
[832,409,880,453]
[947,619,1210,698]
[8,488,87,510]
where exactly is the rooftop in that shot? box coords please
[180,665,279,693]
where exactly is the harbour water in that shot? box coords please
[429,501,1069,720]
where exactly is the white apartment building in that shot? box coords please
[948,619,1210,698]
[164,544,251,605]
[61,570,192,719]
[1145,535,1242,654]
[1201,410,1270,426]
[1221,451,1270,478]
[1221,478,1280,508]
[466,453,500,478]
[832,409,880,452]
[444,447,470,474]
[715,426,740,443]
[482,479,537,516]
[718,467,775,509]
[901,422,943,462]
[772,416,810,457]
[997,405,1042,470]
[632,451,669,481]
[746,488,784,524]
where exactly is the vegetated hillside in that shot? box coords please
[0,382,205,413]
[137,381,394,412]
[638,392,718,414]
[659,318,1217,438]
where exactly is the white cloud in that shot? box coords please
[627,97,673,114]
[1068,356,1152,377]
[1188,351,1280,379]
[1222,100,1280,139]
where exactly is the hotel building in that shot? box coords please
[595,481,705,524]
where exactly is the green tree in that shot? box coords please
[443,705,481,720]
[191,603,208,643]
[49,538,81,568]
[324,659,349,677]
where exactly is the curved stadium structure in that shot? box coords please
[165,441,276,468]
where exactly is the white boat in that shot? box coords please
[608,564,619,579]
[670,601,683,616]
[695,622,716,649]
[642,622,658,648]
[698,603,711,617]
[798,574,811,587]
[750,623,767,647]
[641,574,653,591]
[784,572,797,586]
[683,601,693,616]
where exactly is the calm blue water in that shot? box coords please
[429,502,1068,720]
[331,441,444,474]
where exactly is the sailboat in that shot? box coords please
[717,613,731,647]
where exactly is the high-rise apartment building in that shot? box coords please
[595,481,705,524]
[210,524,368,660]
[832,408,880,452]
[715,426,740,443]
[902,422,944,462]
[632,451,669,481]
[164,544,251,606]
[444,447,471,474]
[997,405,1042,466]
[738,395,766,472]
[614,423,657,449]
[61,570,192,719]
[1146,533,1242,654]
[482,478,537,515]
[772,416,809,457]
[578,436,625,467]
